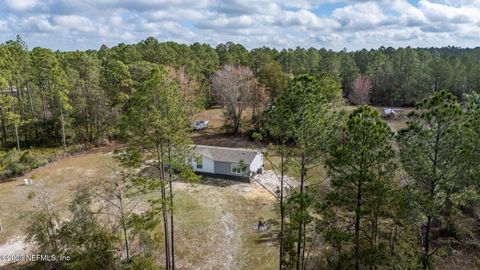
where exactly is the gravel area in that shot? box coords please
[252,170,298,197]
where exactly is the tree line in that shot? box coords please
[1,36,480,150]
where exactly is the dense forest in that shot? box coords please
[1,35,480,150]
[0,35,479,270]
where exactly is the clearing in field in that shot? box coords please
[0,149,279,269]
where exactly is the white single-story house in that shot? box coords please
[189,145,264,182]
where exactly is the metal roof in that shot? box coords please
[192,145,260,164]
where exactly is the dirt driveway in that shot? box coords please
[0,150,279,269]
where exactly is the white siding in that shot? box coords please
[249,153,264,174]
[191,155,215,173]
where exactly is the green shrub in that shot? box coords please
[0,145,89,180]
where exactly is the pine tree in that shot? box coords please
[120,66,197,269]
[267,75,341,269]
[397,91,465,269]
[322,106,397,270]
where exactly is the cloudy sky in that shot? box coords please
[0,0,479,51]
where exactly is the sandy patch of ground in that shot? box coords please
[252,170,298,197]
[0,238,29,267]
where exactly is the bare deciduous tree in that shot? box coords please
[92,166,144,262]
[348,74,372,105]
[211,65,258,134]
[167,66,200,116]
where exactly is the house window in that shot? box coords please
[196,157,203,169]
[231,163,246,174]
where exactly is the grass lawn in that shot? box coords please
[173,182,278,269]
[263,149,328,187]
[0,148,279,269]
[0,148,114,245]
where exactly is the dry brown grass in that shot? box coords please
[437,249,480,270]
[345,105,414,132]
[0,147,115,245]
[0,148,278,269]
[191,106,259,148]
[192,106,225,130]
[173,181,277,269]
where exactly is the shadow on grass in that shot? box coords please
[191,132,258,149]
[254,230,279,245]
[170,174,248,188]
[198,177,246,187]
[0,178,17,184]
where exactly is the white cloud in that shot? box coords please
[53,15,96,32]
[419,0,479,24]
[197,15,256,30]
[0,0,479,50]
[4,0,42,12]
[332,2,391,30]
[147,9,207,21]
[278,9,339,30]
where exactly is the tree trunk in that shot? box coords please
[121,212,130,261]
[40,87,48,120]
[301,189,307,270]
[26,82,35,117]
[354,180,362,270]
[158,145,171,270]
[169,175,175,269]
[233,116,240,135]
[423,215,432,270]
[296,153,306,270]
[369,203,380,270]
[123,224,130,261]
[167,145,176,270]
[117,185,130,262]
[389,225,398,257]
[279,148,285,270]
[25,82,39,142]
[14,124,20,150]
[161,182,171,270]
[0,108,7,145]
[60,105,67,151]
[8,80,14,96]
[15,80,24,119]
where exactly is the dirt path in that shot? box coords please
[199,188,241,270]
[173,181,276,269]
[0,151,278,269]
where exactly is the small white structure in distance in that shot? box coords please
[23,179,33,186]
[383,108,404,119]
[192,120,209,131]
